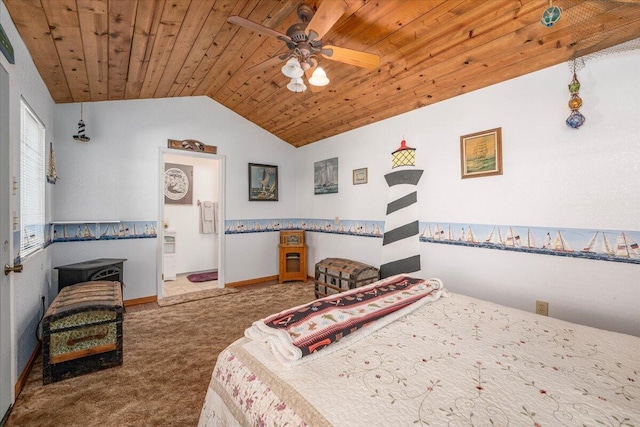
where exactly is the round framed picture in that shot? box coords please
[164,163,193,204]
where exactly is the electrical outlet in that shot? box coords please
[536,300,549,316]
[334,216,339,225]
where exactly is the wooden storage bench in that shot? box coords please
[314,258,380,298]
[42,281,124,384]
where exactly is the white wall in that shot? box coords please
[164,153,218,274]
[296,51,640,336]
[51,238,156,298]
[52,96,297,297]
[1,1,56,380]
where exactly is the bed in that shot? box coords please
[198,275,640,426]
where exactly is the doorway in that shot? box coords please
[157,149,225,300]
[1,64,14,421]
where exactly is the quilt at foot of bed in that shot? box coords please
[198,380,240,427]
[198,340,329,426]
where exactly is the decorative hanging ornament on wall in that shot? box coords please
[72,103,91,142]
[46,141,59,184]
[540,0,562,27]
[566,61,585,129]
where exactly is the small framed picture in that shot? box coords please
[353,167,368,185]
[460,127,502,179]
[249,163,278,201]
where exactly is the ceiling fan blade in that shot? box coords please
[321,45,380,69]
[305,0,348,41]
[227,16,291,41]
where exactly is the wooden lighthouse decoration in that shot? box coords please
[72,103,91,143]
[380,138,423,279]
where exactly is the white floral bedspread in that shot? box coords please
[199,293,640,426]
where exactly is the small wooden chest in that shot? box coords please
[42,281,124,384]
[314,258,380,298]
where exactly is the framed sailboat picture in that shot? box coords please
[460,127,502,179]
[314,157,339,195]
[249,163,278,201]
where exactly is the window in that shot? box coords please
[20,99,45,259]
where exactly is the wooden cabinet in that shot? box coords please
[278,230,307,283]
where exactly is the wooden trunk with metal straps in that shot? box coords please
[314,258,379,299]
[42,281,124,384]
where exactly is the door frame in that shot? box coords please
[156,148,226,299]
[0,62,15,421]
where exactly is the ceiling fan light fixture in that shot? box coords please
[287,77,307,93]
[300,61,311,72]
[309,66,330,86]
[281,57,304,78]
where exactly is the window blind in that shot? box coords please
[20,100,45,259]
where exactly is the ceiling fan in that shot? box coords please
[227,0,380,92]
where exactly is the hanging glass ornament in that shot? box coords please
[568,94,582,110]
[566,62,585,129]
[541,0,562,27]
[566,110,586,129]
[568,74,581,94]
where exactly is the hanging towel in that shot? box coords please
[203,202,214,220]
[201,201,215,234]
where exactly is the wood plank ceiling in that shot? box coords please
[4,0,640,147]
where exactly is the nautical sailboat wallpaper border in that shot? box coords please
[224,218,640,265]
[20,219,637,266]
[12,221,158,264]
[419,222,640,265]
[51,221,158,242]
[225,218,383,236]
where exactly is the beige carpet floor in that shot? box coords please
[6,282,316,427]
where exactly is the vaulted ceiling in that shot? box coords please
[4,0,640,147]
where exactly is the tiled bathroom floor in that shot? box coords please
[163,273,219,297]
